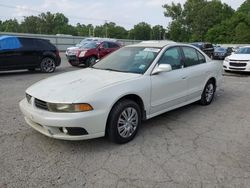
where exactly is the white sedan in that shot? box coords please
[19,41,222,144]
[223,46,250,72]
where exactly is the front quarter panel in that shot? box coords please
[77,75,151,124]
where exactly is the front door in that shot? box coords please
[150,47,188,115]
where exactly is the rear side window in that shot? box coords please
[19,38,36,50]
[182,47,203,67]
[35,39,54,50]
[108,42,119,48]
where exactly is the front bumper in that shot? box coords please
[223,61,250,72]
[19,99,106,140]
[66,55,87,64]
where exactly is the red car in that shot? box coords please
[66,40,121,67]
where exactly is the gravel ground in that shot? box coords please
[1,56,250,188]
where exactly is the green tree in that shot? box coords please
[131,22,151,40]
[1,19,20,32]
[163,0,234,42]
[21,16,42,34]
[205,0,250,43]
[151,25,166,40]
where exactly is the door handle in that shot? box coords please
[182,76,187,79]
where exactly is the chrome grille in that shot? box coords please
[34,98,48,110]
[229,62,247,67]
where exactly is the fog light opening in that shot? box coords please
[62,127,68,134]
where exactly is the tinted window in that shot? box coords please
[19,38,36,50]
[182,47,200,67]
[204,43,213,49]
[108,42,119,48]
[102,42,109,49]
[36,39,54,50]
[158,47,182,70]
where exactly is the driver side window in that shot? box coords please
[158,47,182,70]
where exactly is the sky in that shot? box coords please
[0,0,247,29]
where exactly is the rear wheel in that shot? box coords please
[200,80,216,105]
[107,99,141,144]
[40,57,56,73]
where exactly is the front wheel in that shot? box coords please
[85,56,97,67]
[107,99,141,144]
[200,80,216,105]
[69,60,80,67]
[40,57,56,73]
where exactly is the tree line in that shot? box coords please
[164,0,250,43]
[0,12,165,40]
[0,0,249,43]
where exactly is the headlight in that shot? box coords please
[224,57,229,62]
[47,103,93,113]
[78,51,87,57]
[26,93,32,104]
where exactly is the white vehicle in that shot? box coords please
[19,41,222,144]
[223,46,250,72]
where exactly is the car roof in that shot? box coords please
[128,40,176,48]
[0,35,18,40]
[240,46,250,48]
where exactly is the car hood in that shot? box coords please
[228,54,250,60]
[66,46,79,51]
[26,68,141,103]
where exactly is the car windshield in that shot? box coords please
[81,42,98,49]
[235,47,250,54]
[92,47,161,74]
[215,48,226,52]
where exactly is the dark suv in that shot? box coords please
[191,42,214,58]
[0,36,61,73]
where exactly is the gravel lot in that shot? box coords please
[1,55,250,188]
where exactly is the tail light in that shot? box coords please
[56,49,60,56]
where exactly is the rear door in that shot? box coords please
[181,46,209,101]
[98,42,110,58]
[18,38,39,68]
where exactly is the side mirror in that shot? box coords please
[152,64,172,75]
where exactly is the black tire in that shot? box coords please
[69,60,80,67]
[85,56,97,67]
[40,57,56,73]
[107,99,141,144]
[200,79,216,106]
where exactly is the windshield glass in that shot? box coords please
[81,42,98,49]
[236,47,250,54]
[93,47,161,74]
[215,48,226,52]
